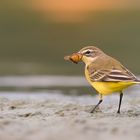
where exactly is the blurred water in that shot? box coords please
[0,75,89,87]
[0,75,92,95]
[0,75,139,96]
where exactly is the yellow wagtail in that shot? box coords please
[64,46,140,113]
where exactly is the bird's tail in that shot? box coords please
[134,79,140,83]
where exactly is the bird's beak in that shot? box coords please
[64,53,83,64]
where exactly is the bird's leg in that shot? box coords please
[90,94,103,113]
[117,91,123,114]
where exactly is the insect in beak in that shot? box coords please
[64,53,83,64]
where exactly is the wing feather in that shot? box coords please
[89,67,138,82]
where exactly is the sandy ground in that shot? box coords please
[0,92,140,140]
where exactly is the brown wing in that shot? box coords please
[88,66,138,82]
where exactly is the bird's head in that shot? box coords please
[64,46,104,65]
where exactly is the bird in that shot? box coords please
[64,46,140,114]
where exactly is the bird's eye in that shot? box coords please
[86,50,91,54]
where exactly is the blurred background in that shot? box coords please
[0,0,140,94]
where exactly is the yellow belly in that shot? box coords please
[85,68,136,95]
[91,82,135,95]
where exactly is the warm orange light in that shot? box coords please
[27,0,139,22]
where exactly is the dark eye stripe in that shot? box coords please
[83,50,94,55]
[82,49,92,53]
